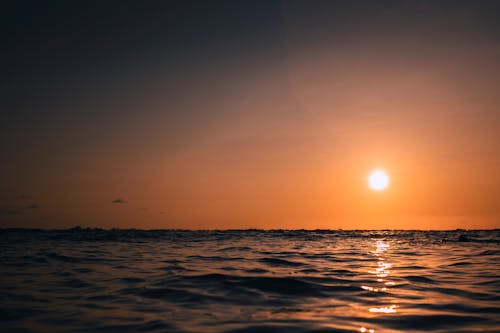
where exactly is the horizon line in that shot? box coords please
[1,227,498,231]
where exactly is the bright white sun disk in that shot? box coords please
[368,169,389,191]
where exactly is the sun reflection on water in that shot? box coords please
[361,285,387,292]
[359,239,398,332]
[369,305,397,313]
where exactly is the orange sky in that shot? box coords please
[1,2,499,229]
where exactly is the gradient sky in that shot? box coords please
[1,0,499,229]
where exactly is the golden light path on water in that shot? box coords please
[359,239,397,333]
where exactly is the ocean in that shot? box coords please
[1,229,499,333]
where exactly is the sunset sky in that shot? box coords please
[1,1,499,229]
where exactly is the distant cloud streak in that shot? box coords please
[0,196,39,216]
[0,209,21,215]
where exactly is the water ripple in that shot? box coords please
[0,229,498,332]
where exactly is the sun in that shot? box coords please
[368,169,390,191]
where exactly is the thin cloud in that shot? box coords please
[23,204,39,209]
[0,209,21,215]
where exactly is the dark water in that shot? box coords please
[1,229,499,333]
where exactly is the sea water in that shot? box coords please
[1,229,499,332]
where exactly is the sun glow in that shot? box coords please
[368,169,390,191]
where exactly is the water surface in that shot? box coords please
[1,229,499,332]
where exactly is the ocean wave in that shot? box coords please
[0,229,498,332]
